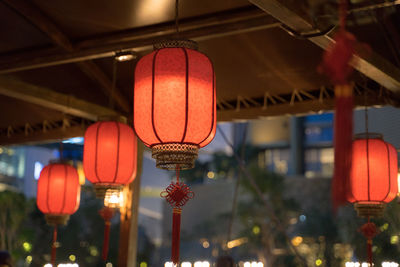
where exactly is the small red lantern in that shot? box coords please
[347,133,398,216]
[37,162,80,266]
[347,133,398,265]
[83,120,137,197]
[83,119,137,261]
[134,40,216,170]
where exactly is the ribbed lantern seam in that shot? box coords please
[60,165,68,214]
[151,50,163,143]
[94,122,102,183]
[46,165,53,213]
[366,138,370,201]
[133,70,150,147]
[112,122,121,183]
[181,48,189,143]
[198,57,215,146]
[382,141,392,202]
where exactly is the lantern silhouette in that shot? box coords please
[134,40,216,170]
[37,162,80,266]
[347,133,398,217]
[83,120,137,198]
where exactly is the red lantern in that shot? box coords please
[347,133,398,216]
[83,120,137,197]
[134,40,216,170]
[37,162,80,266]
[134,40,216,265]
[347,133,398,265]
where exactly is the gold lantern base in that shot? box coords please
[151,143,199,170]
[354,202,385,218]
[94,184,123,199]
[45,214,70,226]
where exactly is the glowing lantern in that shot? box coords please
[134,40,216,265]
[347,133,398,217]
[37,162,80,266]
[347,133,398,265]
[134,40,216,170]
[83,120,137,197]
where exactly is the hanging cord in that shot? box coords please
[51,225,58,266]
[109,58,118,109]
[360,216,377,266]
[339,0,348,29]
[217,126,308,267]
[175,0,180,36]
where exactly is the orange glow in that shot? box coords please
[134,47,216,148]
[37,163,80,215]
[83,121,137,185]
[347,136,398,203]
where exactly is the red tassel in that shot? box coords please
[360,220,378,266]
[172,208,182,265]
[367,239,373,265]
[102,220,111,261]
[51,225,58,266]
[99,207,116,261]
[332,84,354,209]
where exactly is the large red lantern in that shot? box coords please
[347,133,398,216]
[134,40,216,170]
[37,162,80,266]
[346,133,398,265]
[134,40,216,265]
[83,120,137,197]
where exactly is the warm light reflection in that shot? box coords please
[291,236,303,247]
[104,189,124,209]
[227,237,248,249]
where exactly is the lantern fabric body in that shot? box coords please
[37,163,80,216]
[83,121,137,186]
[347,137,398,204]
[134,46,216,148]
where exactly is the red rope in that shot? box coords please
[360,217,378,266]
[172,208,182,265]
[339,0,348,29]
[99,207,116,261]
[51,225,58,266]
[102,220,111,261]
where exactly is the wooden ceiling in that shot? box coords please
[0,0,399,145]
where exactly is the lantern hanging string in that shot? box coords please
[175,0,180,36]
[339,0,348,29]
[51,225,58,266]
[109,57,118,109]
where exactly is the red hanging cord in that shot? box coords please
[161,166,194,265]
[319,0,357,210]
[51,225,58,266]
[99,207,116,261]
[360,216,378,266]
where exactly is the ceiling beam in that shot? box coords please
[248,0,400,93]
[0,76,118,121]
[0,6,279,73]
[217,94,386,121]
[2,0,130,113]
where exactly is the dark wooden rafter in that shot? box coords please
[0,76,118,121]
[2,0,130,113]
[248,0,400,94]
[0,6,280,73]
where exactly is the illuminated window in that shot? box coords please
[34,162,44,180]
